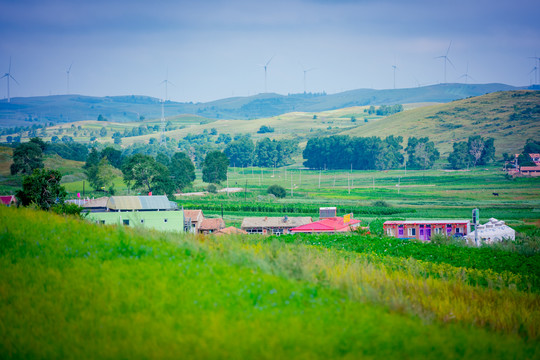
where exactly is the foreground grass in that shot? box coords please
[1,207,539,358]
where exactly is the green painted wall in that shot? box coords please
[86,210,184,233]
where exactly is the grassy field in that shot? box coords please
[1,206,539,358]
[180,166,540,227]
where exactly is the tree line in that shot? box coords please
[303,135,497,170]
[224,136,299,168]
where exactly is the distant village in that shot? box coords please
[0,193,512,246]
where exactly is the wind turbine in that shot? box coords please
[435,41,456,83]
[459,62,474,84]
[391,64,398,89]
[530,66,538,86]
[301,64,316,93]
[259,56,274,93]
[529,56,540,84]
[66,62,73,95]
[1,57,19,103]
[160,68,175,101]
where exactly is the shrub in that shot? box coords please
[207,184,218,193]
[371,200,390,207]
[267,184,286,198]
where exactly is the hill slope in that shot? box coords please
[340,90,540,155]
[1,206,538,358]
[0,83,523,125]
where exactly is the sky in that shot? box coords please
[0,0,539,103]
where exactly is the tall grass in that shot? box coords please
[1,206,539,358]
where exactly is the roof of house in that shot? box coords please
[290,217,361,233]
[184,209,204,222]
[107,195,173,210]
[83,197,109,208]
[520,166,540,171]
[199,218,226,231]
[384,220,470,225]
[214,226,248,236]
[241,216,313,229]
[0,195,16,205]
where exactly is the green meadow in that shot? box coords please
[1,206,539,358]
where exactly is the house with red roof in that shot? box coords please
[0,195,17,207]
[290,216,361,234]
[199,218,226,234]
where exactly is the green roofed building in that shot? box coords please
[85,195,184,233]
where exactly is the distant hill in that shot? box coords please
[340,90,540,156]
[0,83,526,126]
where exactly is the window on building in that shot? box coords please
[123,219,129,226]
[408,228,416,236]
[434,228,441,234]
[99,220,105,224]
[455,227,462,234]
[386,228,394,236]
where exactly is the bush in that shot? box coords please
[267,184,286,198]
[207,184,218,193]
[368,219,384,236]
[51,203,85,218]
[371,200,390,207]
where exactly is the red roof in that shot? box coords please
[199,218,226,231]
[290,217,361,233]
[0,195,16,206]
[520,166,540,171]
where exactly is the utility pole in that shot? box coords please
[291,174,293,197]
[319,170,321,189]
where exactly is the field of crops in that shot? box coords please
[1,206,539,358]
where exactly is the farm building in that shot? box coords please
[0,195,17,207]
[466,218,515,244]
[85,195,184,232]
[184,209,205,233]
[241,216,313,235]
[82,197,109,211]
[199,218,226,234]
[519,166,540,176]
[383,220,471,241]
[289,216,361,234]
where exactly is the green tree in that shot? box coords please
[224,137,254,167]
[169,152,196,191]
[467,136,495,167]
[448,141,471,169]
[122,154,174,195]
[16,169,67,210]
[10,141,44,175]
[202,151,229,184]
[156,153,170,167]
[267,184,286,198]
[86,157,116,192]
[406,137,439,169]
[100,147,123,169]
[100,127,108,137]
[84,147,101,169]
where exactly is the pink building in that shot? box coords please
[383,220,471,241]
[290,216,361,234]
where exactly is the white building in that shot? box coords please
[466,218,515,244]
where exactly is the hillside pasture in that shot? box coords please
[1,206,539,358]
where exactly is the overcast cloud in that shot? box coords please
[0,0,538,102]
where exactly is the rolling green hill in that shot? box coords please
[0,83,524,125]
[1,206,538,358]
[340,90,540,156]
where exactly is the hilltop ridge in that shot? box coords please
[0,83,526,126]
